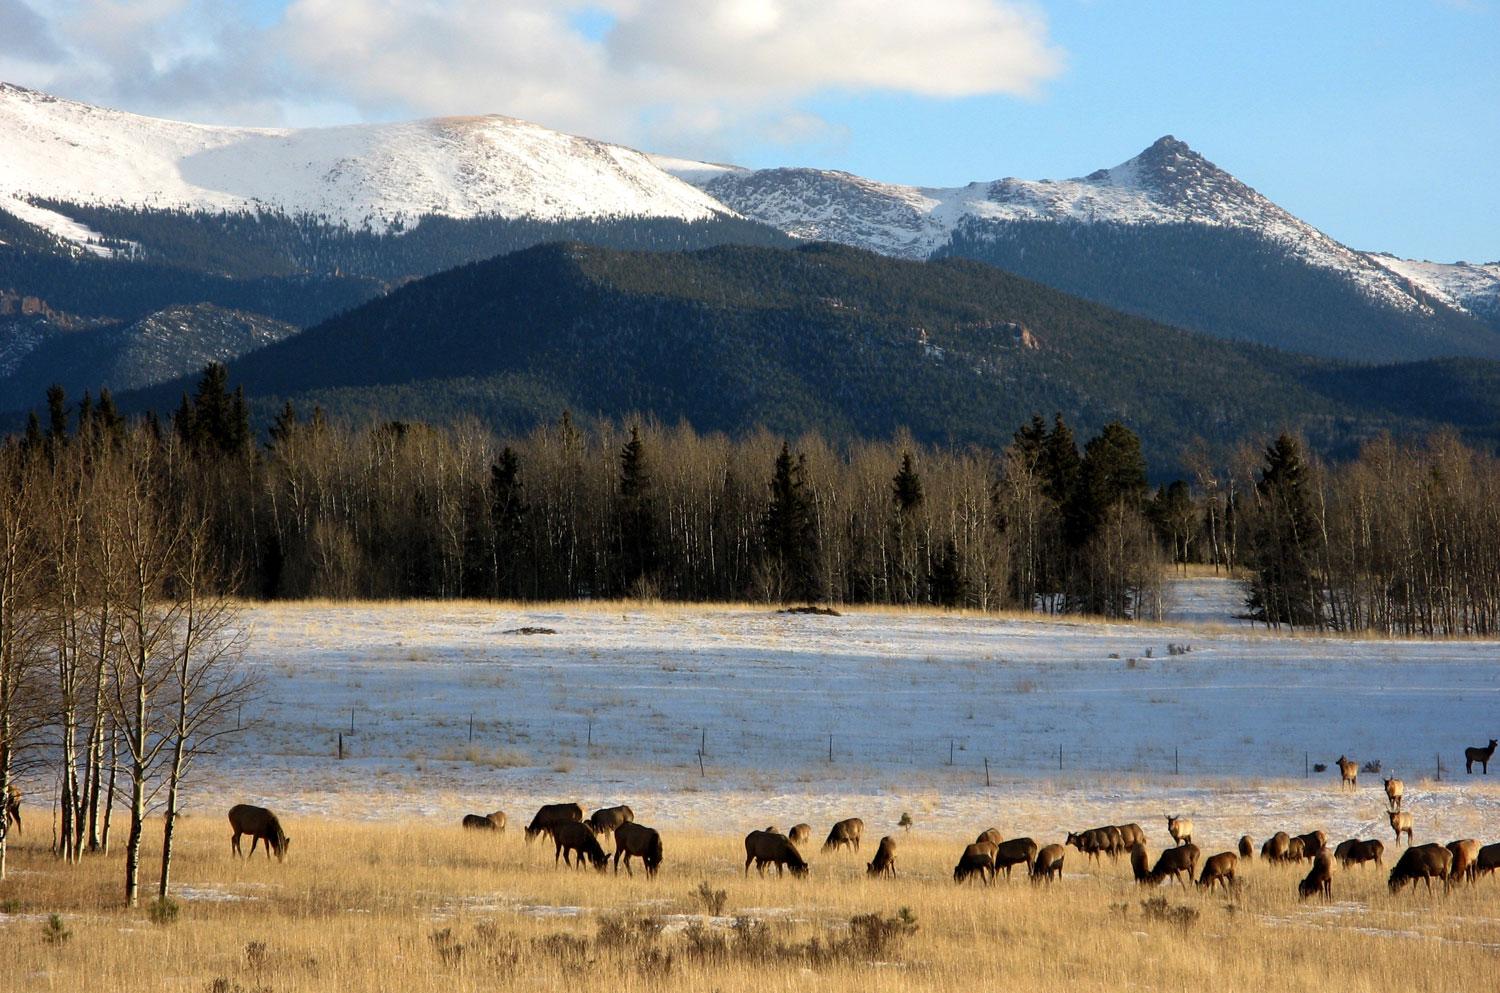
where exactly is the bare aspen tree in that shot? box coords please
[0,445,47,881]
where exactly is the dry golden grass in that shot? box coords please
[4,814,1496,992]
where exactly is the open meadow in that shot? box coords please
[4,578,1500,991]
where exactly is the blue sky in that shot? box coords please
[4,0,1496,261]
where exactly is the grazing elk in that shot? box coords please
[994,838,1039,881]
[1294,830,1327,857]
[1447,839,1480,884]
[228,804,291,862]
[823,817,864,853]
[1197,852,1238,893]
[1165,814,1193,845]
[4,785,19,834]
[976,828,1004,848]
[525,802,584,842]
[588,805,634,835]
[1148,843,1201,888]
[1298,852,1333,901]
[1333,838,1383,869]
[1261,832,1290,863]
[1115,823,1147,849]
[1465,739,1498,774]
[461,811,506,832]
[1475,842,1500,880]
[867,836,897,878]
[1285,837,1306,863]
[1130,843,1153,884]
[613,822,663,878]
[744,829,808,878]
[788,823,811,846]
[1335,755,1359,790]
[1065,828,1112,863]
[1388,843,1452,894]
[1031,844,1065,884]
[552,820,609,870]
[1384,777,1404,811]
[1238,835,1254,858]
[1389,810,1414,846]
[954,842,996,886]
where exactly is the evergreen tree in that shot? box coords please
[930,538,964,608]
[22,412,43,454]
[95,388,123,444]
[890,451,925,602]
[615,426,659,593]
[1246,433,1323,628]
[1069,421,1147,547]
[77,390,95,438]
[762,442,821,603]
[1012,414,1049,467]
[489,447,528,598]
[1039,414,1081,507]
[46,383,68,444]
[891,452,924,513]
[268,401,299,450]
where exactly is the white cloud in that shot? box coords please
[5,0,1064,158]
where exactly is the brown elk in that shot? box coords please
[228,804,290,862]
[1293,830,1327,857]
[1165,814,1193,845]
[1465,739,1498,774]
[954,842,996,886]
[976,828,1004,848]
[994,837,1039,881]
[745,829,808,878]
[823,817,864,853]
[1148,843,1200,888]
[1285,837,1306,862]
[4,784,19,834]
[588,805,634,835]
[1065,828,1113,863]
[1475,842,1500,880]
[1333,838,1383,869]
[552,820,609,870]
[1298,852,1333,901]
[1447,839,1480,884]
[1389,810,1414,846]
[1115,823,1147,849]
[613,822,663,877]
[1238,835,1254,858]
[525,802,584,842]
[788,823,811,846]
[1388,843,1452,894]
[1031,844,1065,884]
[462,811,506,832]
[1383,777,1404,811]
[866,835,897,878]
[1197,852,1238,893]
[1130,843,1153,884]
[1261,832,1290,862]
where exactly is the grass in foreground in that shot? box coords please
[4,815,1497,992]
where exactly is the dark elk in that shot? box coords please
[588,805,634,835]
[788,823,811,846]
[744,829,809,878]
[4,785,19,834]
[1238,835,1254,858]
[1465,739,1498,774]
[994,838,1039,880]
[1333,838,1383,869]
[525,802,584,842]
[1298,852,1333,901]
[954,842,996,886]
[228,804,290,862]
[1031,844,1065,884]
[1197,852,1238,893]
[1388,843,1452,894]
[551,820,609,870]
[613,822,663,878]
[1148,843,1200,888]
[823,818,864,853]
[866,836,897,878]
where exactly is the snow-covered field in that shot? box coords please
[177,578,1500,851]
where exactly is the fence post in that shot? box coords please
[338,733,344,760]
[349,707,355,734]
[828,734,834,764]
[587,718,593,748]
[984,756,991,787]
[1058,744,1063,772]
[469,713,474,743]
[1174,748,1179,776]
[949,739,955,766]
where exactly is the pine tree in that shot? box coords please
[891,452,924,513]
[1039,414,1081,507]
[890,452,925,602]
[616,426,658,593]
[95,389,123,444]
[489,447,528,598]
[46,383,68,444]
[930,538,964,608]
[1246,433,1323,628]
[1069,421,1146,547]
[268,401,299,450]
[762,442,821,603]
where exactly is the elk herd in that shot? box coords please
[217,740,1499,906]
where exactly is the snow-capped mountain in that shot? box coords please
[0,81,729,253]
[660,136,1433,317]
[1367,255,1500,319]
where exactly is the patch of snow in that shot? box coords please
[1367,254,1500,316]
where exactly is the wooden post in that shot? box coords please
[338,733,344,760]
[984,757,991,787]
[828,734,834,764]
[349,707,355,734]
[469,713,474,743]
[237,703,242,730]
[700,728,706,757]
[949,739,955,766]
[587,718,593,748]
[1058,744,1063,771]
[698,749,705,777]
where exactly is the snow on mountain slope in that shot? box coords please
[665,136,1436,315]
[0,82,729,246]
[1367,254,1500,318]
